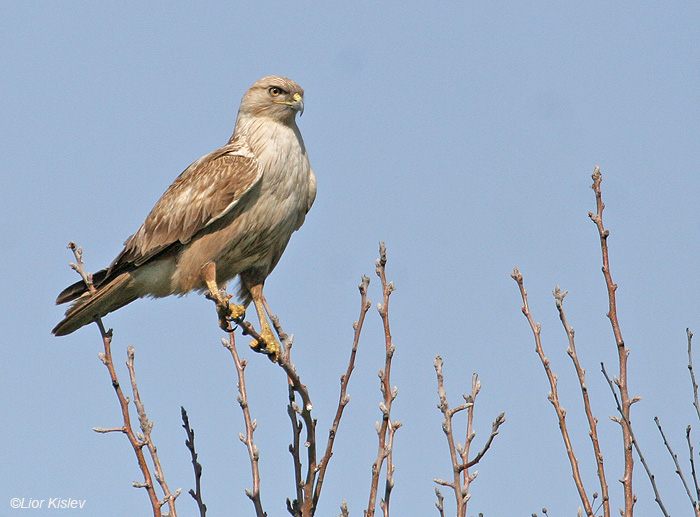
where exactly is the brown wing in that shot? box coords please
[56,141,262,305]
[115,141,262,268]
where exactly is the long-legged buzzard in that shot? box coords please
[53,76,316,361]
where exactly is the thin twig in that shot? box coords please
[246,307,317,517]
[365,243,400,517]
[94,320,163,516]
[269,270,373,516]
[67,241,95,295]
[466,409,506,469]
[284,335,304,517]
[221,247,381,516]
[66,243,164,517]
[262,311,306,517]
[687,426,700,514]
[434,357,504,517]
[264,295,366,517]
[511,268,594,516]
[601,364,669,517]
[279,346,317,517]
[655,416,700,515]
[434,356,470,516]
[222,332,266,517]
[313,275,372,511]
[688,329,700,423]
[434,488,446,517]
[211,290,314,516]
[688,326,700,511]
[126,346,180,515]
[553,286,610,517]
[588,167,635,515]
[181,407,206,517]
[463,374,478,483]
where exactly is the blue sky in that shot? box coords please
[2,2,700,515]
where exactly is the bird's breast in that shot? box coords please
[172,123,312,293]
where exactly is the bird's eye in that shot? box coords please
[269,87,282,97]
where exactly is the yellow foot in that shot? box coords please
[250,329,281,362]
[227,302,246,320]
[217,302,246,331]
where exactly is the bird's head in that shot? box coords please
[239,76,305,123]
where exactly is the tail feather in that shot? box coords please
[52,273,136,336]
[55,268,109,305]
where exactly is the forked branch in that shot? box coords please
[65,243,177,517]
[433,357,505,517]
[225,272,372,516]
[94,321,169,516]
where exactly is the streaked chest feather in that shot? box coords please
[171,120,312,292]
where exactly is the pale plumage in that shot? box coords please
[53,76,316,340]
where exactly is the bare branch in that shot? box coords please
[222,333,266,517]
[92,426,124,433]
[688,329,700,423]
[64,243,163,516]
[181,407,206,517]
[463,373,479,476]
[95,320,163,516]
[257,282,372,516]
[126,346,180,515]
[466,411,506,469]
[247,305,317,517]
[366,242,400,517]
[654,416,700,515]
[314,275,372,510]
[66,243,177,516]
[67,241,95,295]
[588,167,635,515]
[279,343,317,516]
[434,357,504,517]
[434,488,445,517]
[434,355,469,516]
[553,286,610,517]
[511,268,594,516]
[285,342,305,517]
[688,426,700,511]
[600,364,669,517]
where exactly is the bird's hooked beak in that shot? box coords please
[274,92,304,116]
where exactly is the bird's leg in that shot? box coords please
[201,262,245,331]
[247,283,281,362]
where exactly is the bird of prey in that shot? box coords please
[53,76,316,361]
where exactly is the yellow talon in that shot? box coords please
[250,329,281,362]
[202,263,246,332]
[227,303,246,320]
[215,302,246,331]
